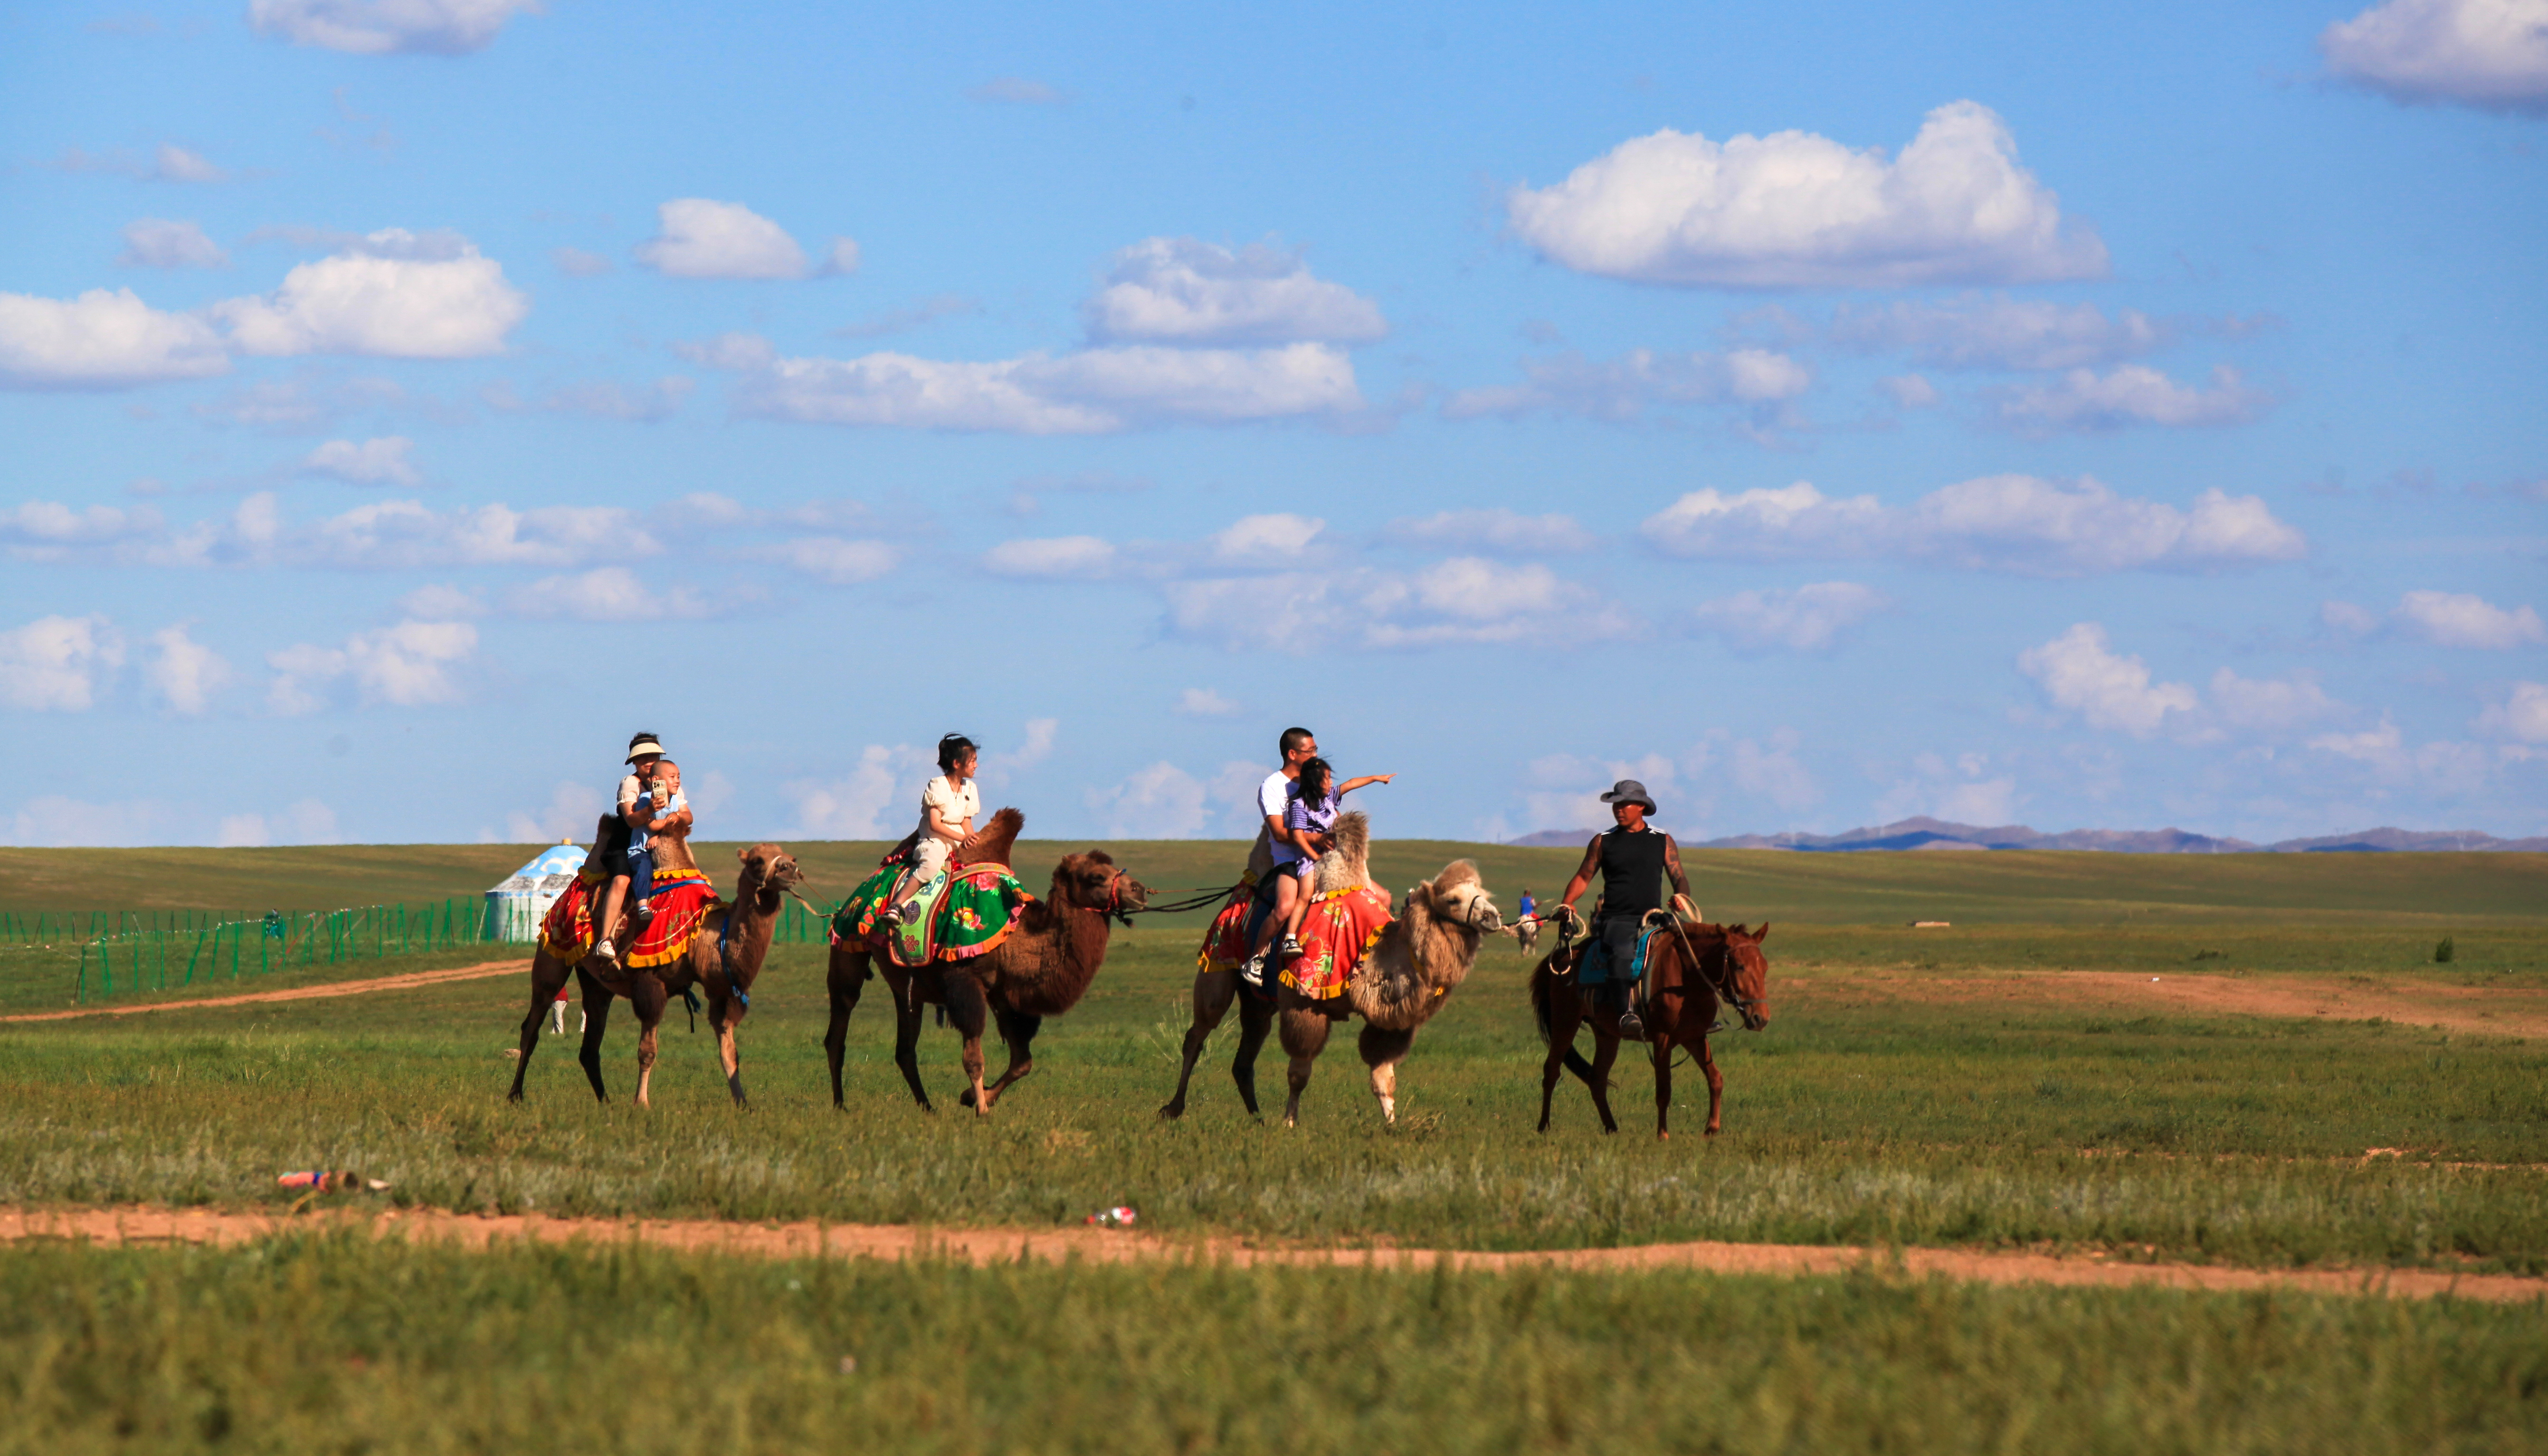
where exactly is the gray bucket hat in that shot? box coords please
[1599,778,1656,813]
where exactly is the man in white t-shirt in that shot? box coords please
[1239,726,1320,986]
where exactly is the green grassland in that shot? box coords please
[5,1233,2542,1456]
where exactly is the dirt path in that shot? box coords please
[3,1205,2537,1303]
[0,959,524,1025]
[1814,968,2548,1040]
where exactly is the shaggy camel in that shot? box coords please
[1531,920,1771,1138]
[825,808,1151,1115]
[1268,813,1502,1126]
[509,823,805,1109]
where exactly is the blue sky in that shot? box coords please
[3,0,2544,849]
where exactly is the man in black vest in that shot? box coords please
[1553,778,1697,1040]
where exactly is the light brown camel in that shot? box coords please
[507,816,805,1109]
[1273,813,1502,1126]
[824,808,1152,1116]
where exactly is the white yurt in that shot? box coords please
[483,842,590,943]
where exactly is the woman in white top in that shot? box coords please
[884,734,981,924]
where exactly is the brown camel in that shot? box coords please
[1271,813,1503,1126]
[824,808,1151,1116]
[1530,920,1771,1138]
[507,818,805,1109]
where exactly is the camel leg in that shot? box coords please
[573,965,615,1103]
[824,950,872,1109]
[1276,1007,1331,1128]
[942,973,994,1116]
[1586,1020,1621,1135]
[626,974,668,1111]
[1231,992,1275,1117]
[1536,989,1580,1134]
[1358,1024,1415,1125]
[1699,1034,1725,1136]
[714,1015,746,1107]
[979,1008,1040,1109]
[885,968,932,1112]
[1158,967,1236,1120]
[509,951,574,1102]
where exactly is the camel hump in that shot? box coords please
[1314,811,1372,895]
[955,806,1025,868]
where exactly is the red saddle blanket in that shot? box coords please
[1196,873,1264,975]
[1281,884,1394,1001]
[538,867,722,969]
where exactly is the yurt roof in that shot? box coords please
[494,842,586,889]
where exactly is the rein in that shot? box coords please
[1121,880,1245,917]
[1665,916,1759,1023]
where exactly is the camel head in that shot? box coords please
[1406,858,1502,937]
[1050,850,1151,925]
[1718,922,1772,1031]
[734,843,805,902]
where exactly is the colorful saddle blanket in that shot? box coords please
[1196,871,1267,975]
[833,853,1029,969]
[1281,883,1394,1002]
[537,866,722,969]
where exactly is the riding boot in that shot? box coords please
[1615,979,1645,1041]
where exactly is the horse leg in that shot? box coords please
[1699,1034,1725,1136]
[1276,1006,1330,1128]
[1231,992,1275,1116]
[627,975,669,1110]
[573,965,615,1103]
[823,949,871,1109]
[1652,1033,1674,1141]
[1587,1013,1621,1135]
[941,973,994,1116]
[1536,988,1579,1134]
[509,951,572,1102]
[1358,1024,1415,1125]
[1158,968,1235,1120]
[980,1008,1041,1108]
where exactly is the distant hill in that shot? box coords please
[1508,817,2548,853]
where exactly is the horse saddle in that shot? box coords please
[1578,917,1654,987]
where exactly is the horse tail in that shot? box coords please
[1528,958,1553,1046]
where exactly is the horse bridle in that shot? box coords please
[1664,915,1761,1022]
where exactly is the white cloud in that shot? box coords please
[301,435,420,486]
[1692,581,1887,652]
[1730,730,1820,811]
[0,615,124,710]
[1879,373,1939,408]
[0,288,229,388]
[1083,237,1386,346]
[749,536,898,585]
[249,0,541,55]
[636,199,817,280]
[2207,668,2346,734]
[2477,681,2548,743]
[1640,476,2305,575]
[490,376,694,421]
[396,583,485,618]
[1175,687,1239,716]
[48,143,234,184]
[2018,623,2197,736]
[1442,347,1809,422]
[2395,590,2547,648]
[1995,364,2272,433]
[217,231,528,358]
[215,800,339,848]
[267,618,477,711]
[1,501,165,560]
[1876,751,2020,826]
[2321,0,2548,115]
[700,336,1363,434]
[1164,558,1629,654]
[820,237,862,275]
[981,718,1059,782]
[1,797,171,848]
[1085,761,1211,838]
[1212,513,1326,561]
[984,535,1118,579]
[118,218,228,269]
[1830,295,2172,371]
[499,779,608,843]
[2322,600,2383,635]
[788,743,933,838]
[144,624,231,715]
[1388,508,1595,555]
[504,567,720,621]
[295,499,650,570]
[1507,101,2107,289]
[967,76,1071,105]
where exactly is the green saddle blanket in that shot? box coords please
[834,856,1029,969]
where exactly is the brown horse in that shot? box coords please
[824,809,1151,1115]
[1530,921,1770,1138]
[508,825,806,1109]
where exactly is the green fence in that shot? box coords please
[0,893,838,1009]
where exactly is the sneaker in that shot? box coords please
[1278,935,1304,962]
[633,903,655,926]
[1238,949,1267,988]
[877,902,903,927]
[594,937,617,960]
